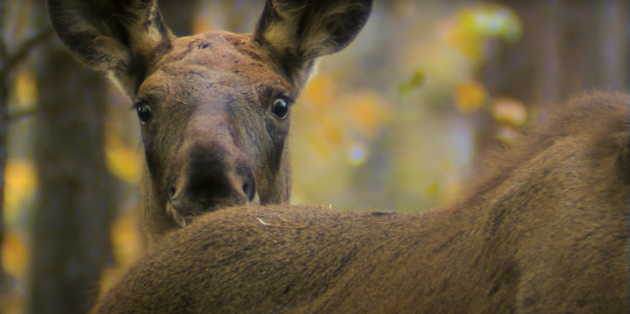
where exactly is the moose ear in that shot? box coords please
[254,0,373,88]
[46,0,173,98]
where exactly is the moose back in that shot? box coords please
[92,92,629,313]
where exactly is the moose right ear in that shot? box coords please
[254,0,373,89]
[46,0,173,98]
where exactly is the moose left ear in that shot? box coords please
[47,0,173,98]
[254,0,373,87]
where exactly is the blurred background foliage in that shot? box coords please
[0,0,627,313]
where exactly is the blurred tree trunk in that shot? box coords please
[0,0,8,299]
[220,0,251,33]
[598,0,627,90]
[25,15,116,314]
[477,1,558,152]
[159,0,198,37]
[560,0,628,94]
[479,0,628,152]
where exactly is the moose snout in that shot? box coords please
[167,143,258,226]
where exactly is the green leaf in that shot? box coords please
[398,70,426,95]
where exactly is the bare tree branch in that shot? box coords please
[0,26,54,77]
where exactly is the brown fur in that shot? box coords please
[92,91,629,313]
[46,0,373,244]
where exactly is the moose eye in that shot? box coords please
[271,97,290,119]
[136,103,153,124]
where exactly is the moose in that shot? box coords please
[47,0,629,312]
[46,0,372,245]
[90,91,629,313]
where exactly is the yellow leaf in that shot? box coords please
[2,231,28,279]
[457,5,522,41]
[105,137,141,184]
[4,160,36,224]
[426,181,440,196]
[101,212,143,296]
[398,70,426,94]
[440,181,463,204]
[446,26,484,61]
[455,81,487,113]
[301,72,337,108]
[111,213,142,267]
[447,5,522,61]
[305,131,330,160]
[440,161,453,172]
[192,18,213,34]
[0,290,23,314]
[14,69,37,106]
[492,97,527,126]
[348,92,390,138]
[99,267,126,298]
[496,125,520,144]
[321,119,343,148]
[392,1,417,20]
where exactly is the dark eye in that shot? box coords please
[271,97,290,119]
[137,103,152,124]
